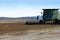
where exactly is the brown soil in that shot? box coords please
[0,22,59,35]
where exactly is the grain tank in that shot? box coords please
[42,9,59,24]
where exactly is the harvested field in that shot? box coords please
[0,20,60,40]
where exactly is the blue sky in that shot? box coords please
[0,0,60,17]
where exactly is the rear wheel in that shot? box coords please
[39,20,45,24]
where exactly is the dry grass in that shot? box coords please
[0,20,59,35]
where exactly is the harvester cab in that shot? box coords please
[42,9,59,24]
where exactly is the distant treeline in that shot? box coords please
[0,16,42,20]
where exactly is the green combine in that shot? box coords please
[25,9,60,25]
[42,9,59,24]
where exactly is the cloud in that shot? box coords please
[0,8,42,17]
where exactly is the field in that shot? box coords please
[0,20,60,40]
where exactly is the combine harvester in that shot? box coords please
[25,9,60,24]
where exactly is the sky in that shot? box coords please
[0,0,60,17]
